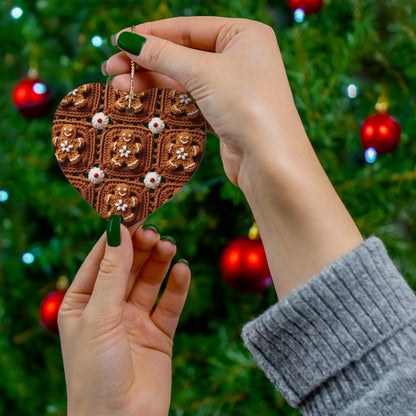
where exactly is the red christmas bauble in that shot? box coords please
[360,113,401,155]
[40,290,66,332]
[220,237,272,293]
[13,77,52,118]
[287,0,324,14]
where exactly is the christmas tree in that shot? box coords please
[1,0,416,414]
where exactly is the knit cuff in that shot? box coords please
[241,237,416,410]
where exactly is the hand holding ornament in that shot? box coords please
[106,16,362,298]
[58,219,190,416]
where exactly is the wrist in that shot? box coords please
[237,105,310,194]
[236,112,363,298]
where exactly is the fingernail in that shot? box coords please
[142,223,159,233]
[111,33,118,46]
[107,215,121,247]
[117,32,147,55]
[106,76,115,86]
[101,60,108,76]
[161,235,176,245]
[178,258,189,266]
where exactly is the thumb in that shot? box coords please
[116,31,207,92]
[88,215,133,310]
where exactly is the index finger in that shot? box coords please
[120,16,232,53]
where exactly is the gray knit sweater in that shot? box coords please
[241,237,416,415]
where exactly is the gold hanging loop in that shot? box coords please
[126,25,138,114]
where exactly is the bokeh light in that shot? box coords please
[91,35,103,47]
[347,83,358,99]
[22,252,35,264]
[365,147,377,164]
[33,82,47,95]
[0,190,8,202]
[10,7,23,19]
[294,9,305,23]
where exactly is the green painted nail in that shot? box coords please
[142,223,159,233]
[100,60,108,76]
[110,33,118,46]
[178,258,189,266]
[161,235,176,245]
[107,215,121,247]
[117,32,147,55]
[106,76,115,86]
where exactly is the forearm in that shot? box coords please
[237,108,363,298]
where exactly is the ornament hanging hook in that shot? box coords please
[375,86,389,113]
[248,221,259,240]
[126,25,138,114]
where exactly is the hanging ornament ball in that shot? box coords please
[287,0,324,15]
[220,237,272,293]
[40,290,66,333]
[13,77,52,118]
[360,113,401,155]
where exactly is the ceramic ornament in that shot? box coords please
[51,83,206,225]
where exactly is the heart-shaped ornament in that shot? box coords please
[52,83,206,226]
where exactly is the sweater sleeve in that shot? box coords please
[241,237,416,415]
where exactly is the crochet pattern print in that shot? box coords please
[52,83,206,225]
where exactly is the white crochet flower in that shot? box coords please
[119,145,131,158]
[144,172,162,189]
[115,199,128,212]
[148,117,165,134]
[179,94,192,105]
[176,147,189,160]
[88,167,105,184]
[92,112,109,129]
[60,140,74,152]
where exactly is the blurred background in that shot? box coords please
[1,0,416,414]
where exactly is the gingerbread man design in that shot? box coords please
[171,90,200,119]
[166,132,200,172]
[105,183,138,222]
[53,124,85,164]
[114,89,146,113]
[111,129,142,169]
[61,85,90,108]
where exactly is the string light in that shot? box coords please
[22,252,35,264]
[0,190,8,202]
[347,84,358,99]
[294,9,305,23]
[365,147,377,164]
[91,35,103,47]
[33,82,47,94]
[10,7,23,19]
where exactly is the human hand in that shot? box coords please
[105,17,363,299]
[58,217,190,416]
[104,17,304,186]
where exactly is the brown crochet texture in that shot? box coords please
[52,83,206,225]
